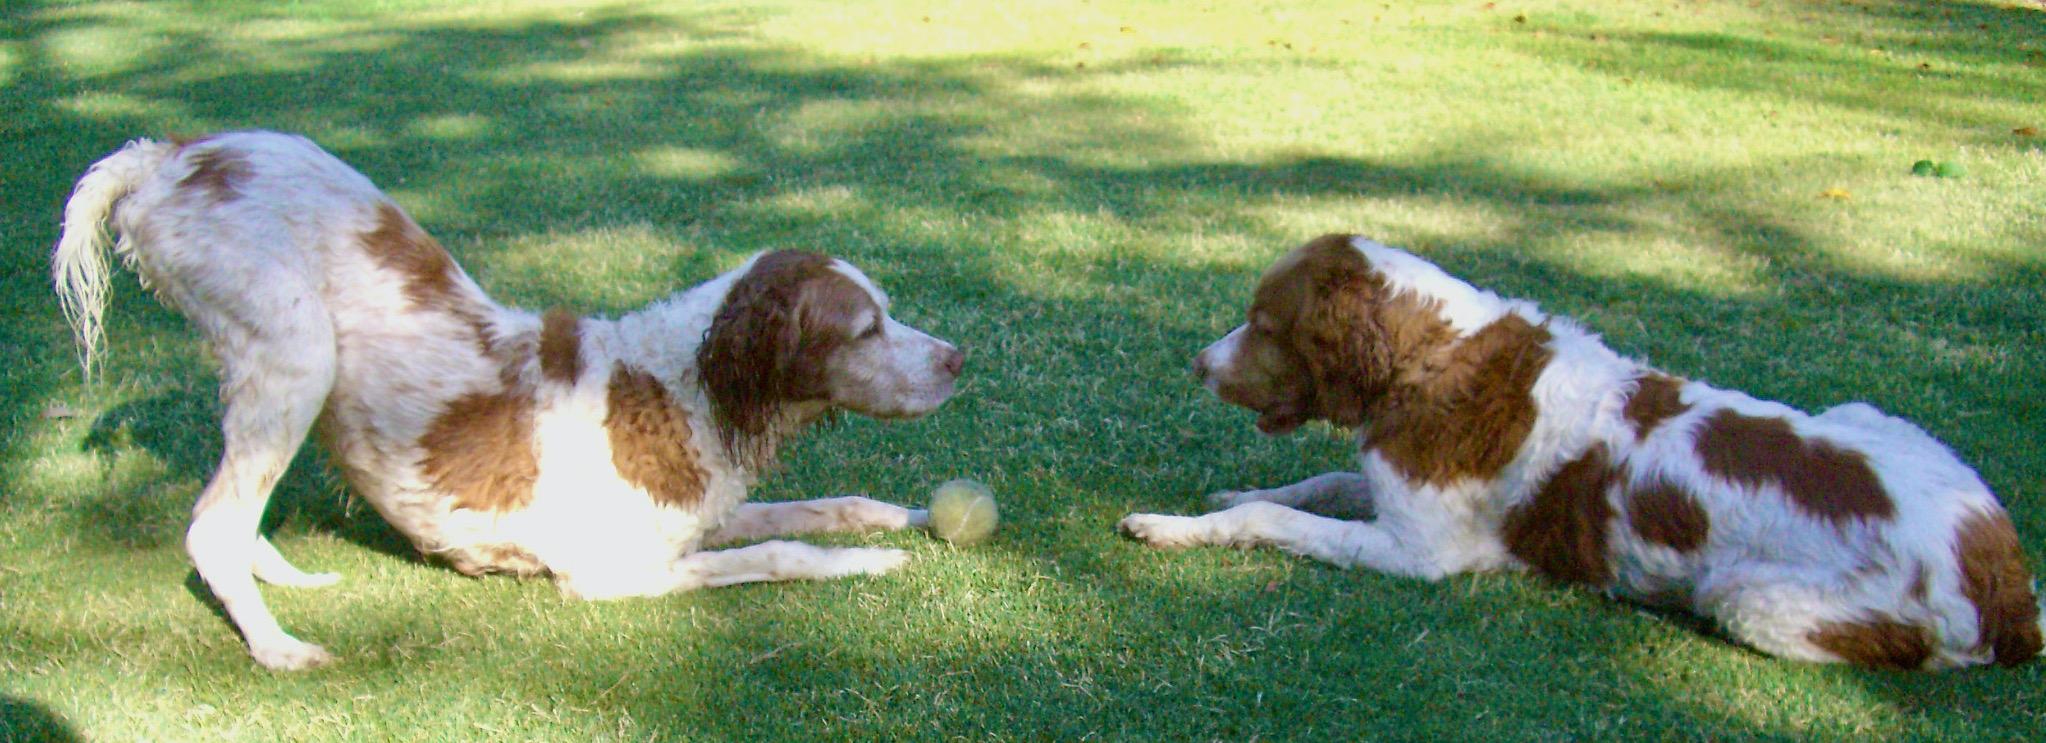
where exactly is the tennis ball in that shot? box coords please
[928,479,999,545]
[1911,159,1937,177]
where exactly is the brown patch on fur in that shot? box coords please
[606,364,709,509]
[1954,510,2043,666]
[1625,478,1710,553]
[1808,618,1933,669]
[539,308,583,384]
[362,202,462,311]
[360,202,502,363]
[179,147,254,202]
[1368,314,1555,486]
[420,390,539,512]
[1502,444,1618,585]
[1694,410,1894,525]
[1623,373,1689,441]
[697,250,877,471]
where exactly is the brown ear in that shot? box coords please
[1293,266,1393,427]
[697,251,836,470]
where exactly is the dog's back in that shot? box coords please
[57,132,494,363]
[1604,386,2042,669]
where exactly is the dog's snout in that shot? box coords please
[939,346,965,377]
[1192,352,1212,383]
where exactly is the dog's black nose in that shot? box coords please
[1192,353,1211,383]
[940,347,965,377]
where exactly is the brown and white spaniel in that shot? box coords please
[54,131,964,670]
[1120,233,2041,670]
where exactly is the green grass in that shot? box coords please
[4,0,2044,739]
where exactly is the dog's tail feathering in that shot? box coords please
[52,138,178,379]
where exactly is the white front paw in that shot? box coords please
[249,637,334,671]
[840,547,911,577]
[1118,513,1202,548]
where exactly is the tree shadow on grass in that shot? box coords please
[1,1,2043,739]
[0,696,82,743]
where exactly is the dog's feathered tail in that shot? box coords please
[53,138,178,379]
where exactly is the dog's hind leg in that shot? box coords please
[1207,472,1377,520]
[1702,573,1941,669]
[182,277,339,671]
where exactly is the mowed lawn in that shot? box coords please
[4,0,2044,739]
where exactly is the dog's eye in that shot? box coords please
[860,322,884,339]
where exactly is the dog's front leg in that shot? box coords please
[1119,502,1456,580]
[704,497,928,546]
[1207,471,1376,520]
[556,539,910,600]
[676,540,911,588]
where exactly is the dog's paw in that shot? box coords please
[1118,513,1204,549]
[842,496,924,531]
[841,547,912,576]
[250,637,335,671]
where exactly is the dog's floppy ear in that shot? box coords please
[698,250,835,470]
[1256,235,1398,428]
[1294,266,1393,427]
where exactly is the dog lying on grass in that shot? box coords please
[54,131,964,670]
[1122,233,2041,670]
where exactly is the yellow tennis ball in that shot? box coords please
[928,479,999,545]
